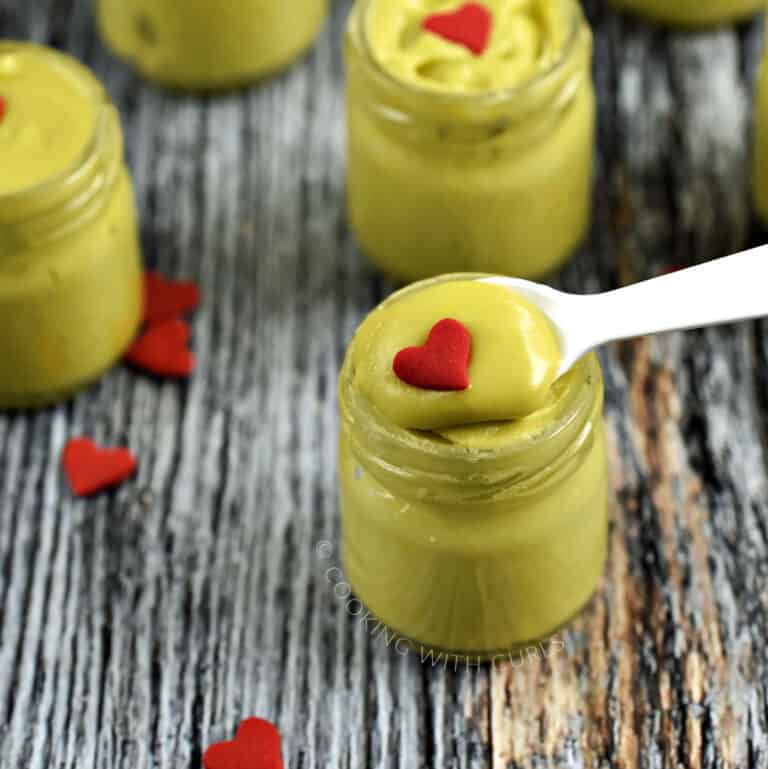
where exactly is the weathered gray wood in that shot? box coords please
[1,0,767,767]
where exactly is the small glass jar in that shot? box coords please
[344,0,595,282]
[755,49,768,223]
[338,275,610,658]
[0,43,142,409]
[610,0,762,26]
[97,0,329,90]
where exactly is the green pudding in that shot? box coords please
[755,46,768,223]
[97,0,329,90]
[0,43,142,408]
[338,275,609,657]
[352,280,562,431]
[345,0,596,281]
[0,47,96,193]
[364,0,570,94]
[610,0,762,26]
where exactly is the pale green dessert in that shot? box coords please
[345,0,596,281]
[611,0,762,26]
[97,0,329,90]
[0,43,96,194]
[365,0,570,94]
[755,49,768,224]
[338,276,609,656]
[0,43,142,408]
[353,280,562,430]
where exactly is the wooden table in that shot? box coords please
[2,2,767,767]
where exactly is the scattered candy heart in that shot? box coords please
[143,271,201,325]
[0,96,6,124]
[422,3,493,56]
[125,318,195,378]
[203,718,284,769]
[394,318,472,391]
[62,437,137,497]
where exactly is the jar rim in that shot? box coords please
[339,274,603,498]
[0,42,120,250]
[352,0,585,107]
[0,42,111,204]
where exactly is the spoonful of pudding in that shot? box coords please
[482,244,768,379]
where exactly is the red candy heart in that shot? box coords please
[203,718,284,769]
[393,318,472,391]
[143,271,201,325]
[0,96,7,124]
[62,438,137,497]
[422,3,493,56]
[125,319,195,378]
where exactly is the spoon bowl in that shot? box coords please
[479,276,587,377]
[481,244,768,378]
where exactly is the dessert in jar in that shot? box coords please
[610,0,762,26]
[0,42,143,408]
[755,47,768,223]
[344,0,596,281]
[338,274,610,658]
[97,0,330,90]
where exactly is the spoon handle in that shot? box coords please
[587,245,768,343]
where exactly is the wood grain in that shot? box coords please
[0,1,767,766]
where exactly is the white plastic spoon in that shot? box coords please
[481,244,768,378]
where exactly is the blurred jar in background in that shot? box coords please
[0,42,142,408]
[97,0,329,90]
[610,0,762,26]
[344,0,596,282]
[755,45,768,223]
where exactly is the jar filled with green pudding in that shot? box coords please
[610,0,762,26]
[0,42,142,409]
[97,0,329,90]
[338,275,609,658]
[344,0,595,282]
[755,47,768,223]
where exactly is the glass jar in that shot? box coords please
[755,49,768,223]
[97,0,329,90]
[0,43,142,409]
[344,0,595,282]
[610,0,762,25]
[338,275,609,658]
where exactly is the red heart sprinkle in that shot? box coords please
[0,96,7,124]
[62,438,137,497]
[125,318,195,378]
[393,318,472,391]
[203,718,284,769]
[143,271,201,325]
[422,3,493,56]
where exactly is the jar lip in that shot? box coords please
[340,274,601,467]
[0,41,111,203]
[0,108,111,204]
[352,0,585,107]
